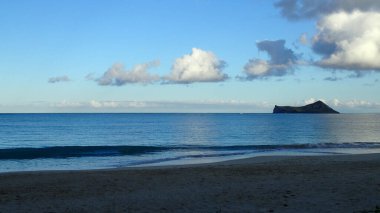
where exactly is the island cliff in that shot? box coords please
[273,100,339,114]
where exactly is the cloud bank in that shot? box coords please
[3,100,271,113]
[241,40,297,80]
[48,76,70,83]
[303,98,380,112]
[96,61,160,86]
[2,99,379,113]
[165,48,228,84]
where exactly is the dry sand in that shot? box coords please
[1,154,380,212]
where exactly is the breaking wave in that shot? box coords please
[1,142,380,160]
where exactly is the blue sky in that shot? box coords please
[1,0,379,112]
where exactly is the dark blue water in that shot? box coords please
[0,113,380,172]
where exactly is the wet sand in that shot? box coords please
[1,154,380,212]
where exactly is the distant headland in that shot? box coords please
[273,100,339,114]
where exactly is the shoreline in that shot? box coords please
[1,153,380,212]
[2,146,378,174]
[0,150,347,175]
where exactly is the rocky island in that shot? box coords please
[273,100,339,114]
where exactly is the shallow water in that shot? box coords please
[0,113,379,172]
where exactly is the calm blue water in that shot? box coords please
[0,113,380,172]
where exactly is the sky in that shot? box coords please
[1,0,380,113]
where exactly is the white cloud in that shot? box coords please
[275,0,380,20]
[88,100,148,108]
[165,48,228,84]
[48,100,149,110]
[303,98,330,105]
[0,100,273,113]
[50,100,84,108]
[89,100,120,108]
[302,98,380,112]
[96,61,160,86]
[48,76,70,83]
[304,98,318,105]
[244,59,271,76]
[336,99,380,108]
[241,40,297,80]
[276,0,380,74]
[312,11,380,72]
[243,59,290,79]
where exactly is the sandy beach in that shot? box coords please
[0,154,380,212]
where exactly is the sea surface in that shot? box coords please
[0,113,380,172]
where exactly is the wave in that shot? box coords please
[126,151,250,166]
[0,146,167,160]
[1,142,380,160]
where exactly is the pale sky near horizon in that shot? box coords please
[1,0,380,113]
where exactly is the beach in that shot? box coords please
[0,154,379,212]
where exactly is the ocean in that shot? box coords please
[0,113,380,172]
